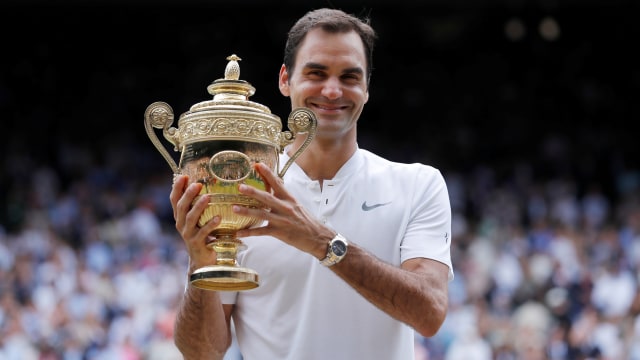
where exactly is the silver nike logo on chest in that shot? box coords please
[361,201,391,211]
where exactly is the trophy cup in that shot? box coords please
[144,55,317,291]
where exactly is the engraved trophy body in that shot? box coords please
[144,55,316,291]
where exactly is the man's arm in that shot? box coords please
[233,163,450,337]
[174,288,234,359]
[329,246,449,337]
[170,175,235,358]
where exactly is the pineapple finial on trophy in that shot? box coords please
[225,54,241,80]
[207,54,254,101]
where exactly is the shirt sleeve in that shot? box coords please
[400,165,454,281]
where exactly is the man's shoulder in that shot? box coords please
[358,148,441,174]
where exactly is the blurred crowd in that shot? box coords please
[0,142,186,360]
[424,164,640,360]
[0,132,639,360]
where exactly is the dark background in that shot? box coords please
[1,0,637,229]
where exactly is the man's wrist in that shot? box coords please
[320,233,349,267]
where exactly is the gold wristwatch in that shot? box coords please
[320,233,348,267]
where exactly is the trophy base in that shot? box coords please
[190,265,259,291]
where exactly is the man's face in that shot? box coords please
[279,28,369,140]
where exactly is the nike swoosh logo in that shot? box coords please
[361,201,391,211]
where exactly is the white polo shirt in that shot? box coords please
[219,148,453,360]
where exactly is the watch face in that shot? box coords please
[331,241,347,256]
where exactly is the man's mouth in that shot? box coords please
[311,103,346,112]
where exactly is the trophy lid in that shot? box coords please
[167,54,285,148]
[144,54,317,173]
[185,54,273,115]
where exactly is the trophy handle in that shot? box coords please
[144,101,180,174]
[278,107,317,177]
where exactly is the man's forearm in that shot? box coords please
[330,243,449,337]
[174,286,231,360]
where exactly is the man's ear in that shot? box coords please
[279,64,290,96]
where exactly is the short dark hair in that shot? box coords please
[283,8,377,87]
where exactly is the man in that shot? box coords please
[170,8,453,359]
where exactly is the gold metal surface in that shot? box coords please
[144,55,317,291]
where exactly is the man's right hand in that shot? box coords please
[170,174,221,271]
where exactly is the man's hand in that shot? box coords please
[233,163,334,260]
[170,175,221,270]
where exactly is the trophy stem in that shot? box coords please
[189,234,259,291]
[210,235,245,266]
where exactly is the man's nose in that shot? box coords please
[321,77,342,99]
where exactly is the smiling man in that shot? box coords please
[170,8,454,360]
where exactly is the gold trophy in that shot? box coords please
[144,55,316,291]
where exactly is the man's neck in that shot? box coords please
[287,136,357,184]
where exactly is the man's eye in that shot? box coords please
[342,75,361,83]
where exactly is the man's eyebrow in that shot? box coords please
[303,62,328,71]
[303,62,364,76]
